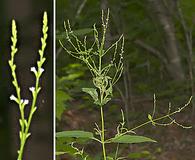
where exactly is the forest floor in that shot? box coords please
[58,96,195,160]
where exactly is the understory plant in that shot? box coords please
[9,12,48,160]
[57,9,192,160]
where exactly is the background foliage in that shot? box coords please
[56,0,195,159]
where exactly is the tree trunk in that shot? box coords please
[148,0,184,80]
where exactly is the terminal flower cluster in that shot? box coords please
[8,12,48,160]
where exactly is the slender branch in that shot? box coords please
[9,12,48,160]
[134,39,168,65]
[176,1,195,116]
[106,96,192,143]
[100,106,107,160]
[76,0,87,19]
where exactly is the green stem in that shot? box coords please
[17,78,40,160]
[105,97,192,143]
[130,103,190,132]
[17,139,25,160]
[100,106,107,160]
[114,143,119,160]
[99,54,102,73]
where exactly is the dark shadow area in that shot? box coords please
[0,0,53,159]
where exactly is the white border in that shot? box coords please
[53,0,56,159]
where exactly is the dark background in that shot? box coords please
[56,0,195,160]
[0,0,53,159]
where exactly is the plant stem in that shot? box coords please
[114,143,119,160]
[17,78,40,160]
[100,106,107,160]
[106,96,192,143]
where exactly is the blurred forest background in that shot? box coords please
[56,0,195,160]
[0,0,53,159]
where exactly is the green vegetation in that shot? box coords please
[56,9,192,160]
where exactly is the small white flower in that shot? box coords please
[21,99,24,104]
[10,94,17,101]
[30,67,37,74]
[21,99,29,106]
[23,99,29,105]
[29,87,35,93]
[39,68,44,74]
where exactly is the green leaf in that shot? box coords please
[56,151,66,156]
[102,97,111,105]
[148,114,152,120]
[56,139,78,156]
[56,131,94,139]
[82,88,99,104]
[111,135,157,144]
[73,28,93,36]
[57,28,93,40]
[56,90,72,120]
[107,157,114,160]
[148,114,155,126]
[56,140,89,158]
[64,72,84,80]
[128,151,151,159]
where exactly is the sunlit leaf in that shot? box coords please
[111,135,157,144]
[82,88,99,104]
[56,130,94,139]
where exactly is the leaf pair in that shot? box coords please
[82,87,112,106]
[56,130,156,144]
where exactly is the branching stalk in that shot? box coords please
[60,8,192,160]
[100,106,107,160]
[9,12,48,160]
[105,96,192,143]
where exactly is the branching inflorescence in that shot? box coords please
[60,9,124,107]
[59,9,192,160]
[60,9,124,159]
[9,12,48,160]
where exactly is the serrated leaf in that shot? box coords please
[82,88,99,103]
[111,135,157,144]
[56,131,94,139]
